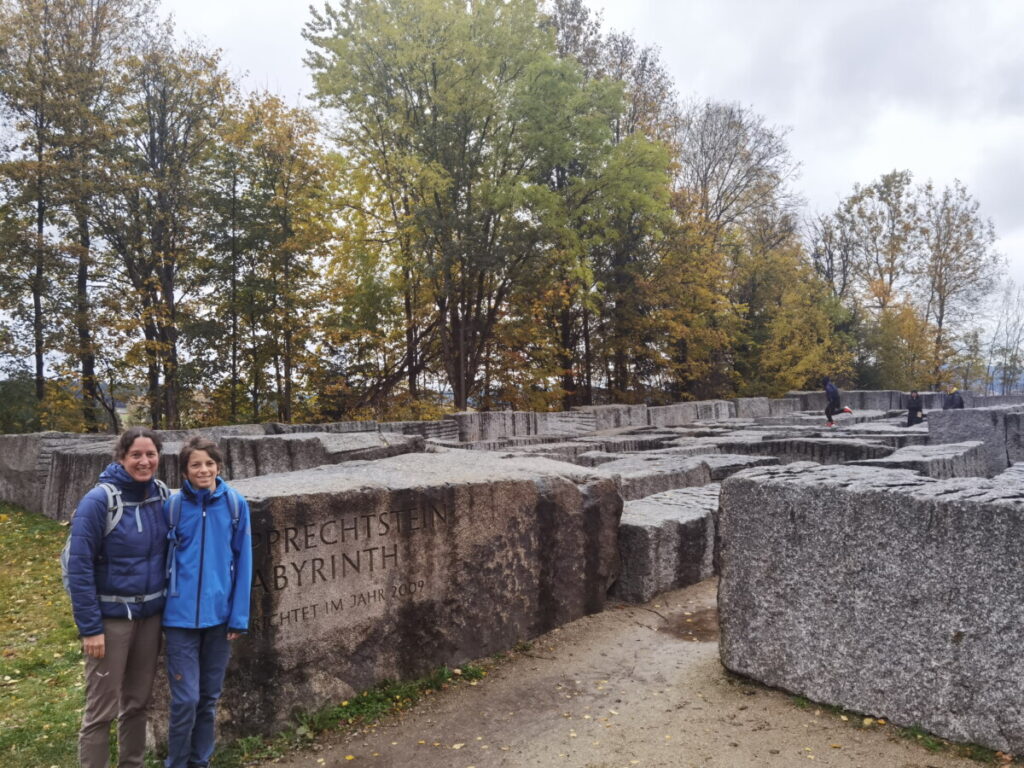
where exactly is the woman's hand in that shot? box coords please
[82,633,105,659]
[227,631,242,641]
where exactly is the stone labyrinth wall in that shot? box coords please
[5,391,1024,751]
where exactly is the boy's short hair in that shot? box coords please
[178,436,224,481]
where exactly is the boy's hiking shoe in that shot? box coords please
[826,421,835,427]
[842,406,853,414]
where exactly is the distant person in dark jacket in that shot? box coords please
[943,387,965,410]
[823,376,853,427]
[906,390,925,426]
[67,427,169,768]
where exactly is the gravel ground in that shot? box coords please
[259,578,987,768]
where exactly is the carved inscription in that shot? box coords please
[249,503,447,637]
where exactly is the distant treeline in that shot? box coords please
[0,0,1011,434]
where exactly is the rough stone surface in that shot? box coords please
[733,397,770,419]
[841,421,930,447]
[265,421,377,435]
[580,453,775,501]
[928,407,1023,476]
[0,432,109,515]
[583,454,711,501]
[611,485,720,602]
[993,462,1024,486]
[646,402,700,427]
[714,437,893,465]
[378,420,460,441]
[222,432,423,479]
[205,451,621,736]
[718,462,1024,754]
[580,404,650,431]
[851,441,986,479]
[1004,412,1024,466]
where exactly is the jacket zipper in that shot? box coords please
[195,495,208,627]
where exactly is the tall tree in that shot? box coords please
[307,0,667,409]
[93,29,229,427]
[837,169,919,314]
[917,179,1001,388]
[675,100,800,245]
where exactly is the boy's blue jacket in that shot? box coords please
[67,463,169,637]
[162,477,252,633]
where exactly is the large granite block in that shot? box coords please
[379,420,460,441]
[647,402,699,427]
[852,441,986,479]
[536,410,596,437]
[584,454,712,500]
[612,484,720,602]
[1005,412,1024,465]
[264,421,377,434]
[733,397,770,418]
[928,407,1023,476]
[715,437,893,465]
[0,432,109,515]
[222,432,423,479]
[581,404,649,431]
[200,451,621,736]
[767,398,798,416]
[719,462,1024,755]
[700,454,780,480]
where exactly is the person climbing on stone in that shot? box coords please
[943,386,965,410]
[906,390,925,426]
[823,376,853,427]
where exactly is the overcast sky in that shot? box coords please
[161,0,1024,288]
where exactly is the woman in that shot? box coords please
[66,427,170,768]
[907,390,925,426]
[163,436,252,768]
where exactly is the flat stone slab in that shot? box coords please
[839,421,930,447]
[719,462,1024,755]
[993,462,1024,487]
[209,451,621,736]
[222,432,424,479]
[611,485,720,602]
[714,437,893,465]
[851,441,986,478]
[582,453,777,500]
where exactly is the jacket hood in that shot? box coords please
[98,461,159,494]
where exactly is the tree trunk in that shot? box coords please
[75,214,100,431]
[559,306,576,410]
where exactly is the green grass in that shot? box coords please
[789,691,1019,765]
[0,502,83,768]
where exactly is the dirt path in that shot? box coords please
[262,579,982,768]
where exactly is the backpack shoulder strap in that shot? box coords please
[167,492,182,531]
[166,492,183,597]
[96,482,123,537]
[226,487,241,532]
[154,479,170,501]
